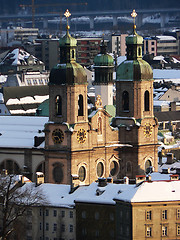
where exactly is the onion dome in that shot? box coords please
[94,40,114,67]
[49,10,87,85]
[93,40,114,85]
[116,25,153,81]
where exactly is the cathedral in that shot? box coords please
[44,10,159,186]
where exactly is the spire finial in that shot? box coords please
[131,9,137,33]
[64,9,71,31]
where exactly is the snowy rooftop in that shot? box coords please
[156,35,176,41]
[0,116,48,148]
[115,180,180,203]
[153,69,180,81]
[75,182,135,205]
[0,48,43,66]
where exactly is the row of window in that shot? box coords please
[39,209,73,218]
[146,224,180,237]
[146,209,180,221]
[55,94,84,117]
[26,79,48,85]
[81,210,114,221]
[81,228,115,238]
[122,90,150,112]
[40,223,73,233]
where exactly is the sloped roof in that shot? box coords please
[154,111,180,122]
[0,48,43,66]
[115,180,180,203]
[3,85,49,115]
[0,115,48,148]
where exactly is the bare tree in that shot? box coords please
[0,174,46,240]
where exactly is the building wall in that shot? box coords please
[157,37,178,56]
[116,200,180,240]
[28,206,76,240]
[76,38,101,66]
[111,34,128,56]
[143,39,157,56]
[76,202,116,240]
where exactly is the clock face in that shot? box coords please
[52,128,64,144]
[77,128,86,144]
[143,123,153,138]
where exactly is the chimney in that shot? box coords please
[36,172,44,186]
[170,102,176,111]
[170,174,179,181]
[166,153,174,164]
[136,175,146,184]
[146,175,152,181]
[98,177,107,187]
[124,176,129,185]
[107,177,113,183]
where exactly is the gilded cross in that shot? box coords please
[131,9,137,30]
[64,9,71,29]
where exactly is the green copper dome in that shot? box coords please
[59,31,77,47]
[49,62,87,85]
[116,60,153,81]
[94,54,114,67]
[126,31,143,45]
[116,28,153,81]
[49,28,87,85]
[94,41,114,67]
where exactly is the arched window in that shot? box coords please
[78,94,84,116]
[144,91,150,111]
[72,50,75,59]
[145,160,152,174]
[98,117,102,135]
[97,162,104,177]
[53,163,63,183]
[138,47,141,57]
[110,161,119,176]
[55,95,62,116]
[0,160,20,174]
[122,91,129,111]
[79,166,86,182]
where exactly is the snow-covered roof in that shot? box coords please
[153,100,170,106]
[153,69,180,81]
[0,116,48,148]
[115,180,180,203]
[156,35,176,41]
[0,48,43,66]
[75,182,135,205]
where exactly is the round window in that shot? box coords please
[53,166,63,183]
[78,166,86,182]
[97,162,104,177]
[110,161,119,176]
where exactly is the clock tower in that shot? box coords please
[44,10,119,185]
[112,10,159,178]
[44,10,89,185]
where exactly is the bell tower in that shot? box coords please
[113,10,159,178]
[93,40,114,106]
[49,9,88,125]
[44,10,89,185]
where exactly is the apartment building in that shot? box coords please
[76,38,101,66]
[115,180,180,240]
[111,34,128,56]
[156,35,178,56]
[143,37,157,56]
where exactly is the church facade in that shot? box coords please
[44,10,159,186]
